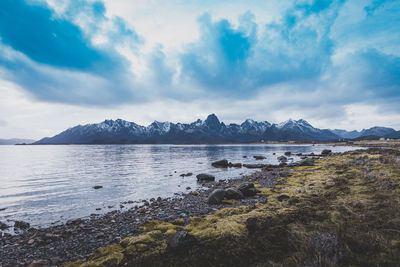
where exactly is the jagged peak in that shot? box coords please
[204,113,221,128]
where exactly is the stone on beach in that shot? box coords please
[238,183,257,197]
[207,189,225,204]
[14,220,30,230]
[196,173,215,181]
[321,149,332,155]
[298,158,315,166]
[167,231,198,250]
[0,221,9,230]
[224,188,244,200]
[277,156,288,162]
[211,159,229,168]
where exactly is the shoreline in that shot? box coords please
[0,163,289,266]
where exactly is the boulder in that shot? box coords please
[14,220,30,230]
[196,173,215,181]
[180,172,193,177]
[321,149,332,155]
[277,156,288,162]
[238,183,257,197]
[167,231,198,250]
[299,158,314,166]
[253,155,266,160]
[0,221,9,230]
[211,159,229,168]
[224,188,244,200]
[93,185,103,189]
[284,151,292,156]
[207,189,225,204]
[230,163,242,168]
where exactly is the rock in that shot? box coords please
[321,149,332,155]
[180,172,193,177]
[30,259,49,266]
[253,155,266,160]
[207,189,225,204]
[242,155,247,158]
[0,221,9,230]
[284,151,292,156]
[277,156,287,162]
[243,164,267,169]
[211,159,229,168]
[93,185,103,190]
[224,188,244,200]
[232,163,242,168]
[277,194,290,202]
[167,231,198,250]
[14,220,30,230]
[299,158,314,166]
[238,183,257,197]
[186,187,191,190]
[196,173,215,181]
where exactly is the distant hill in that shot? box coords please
[33,114,399,145]
[330,126,396,139]
[0,138,35,145]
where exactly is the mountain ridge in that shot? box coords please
[33,114,398,144]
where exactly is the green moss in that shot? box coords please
[172,218,185,226]
[141,220,182,233]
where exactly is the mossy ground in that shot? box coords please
[63,148,400,267]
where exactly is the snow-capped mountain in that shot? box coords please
[33,114,397,144]
[262,119,339,141]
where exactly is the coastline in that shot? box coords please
[65,146,399,267]
[1,144,399,266]
[0,163,286,266]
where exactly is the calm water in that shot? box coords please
[0,144,359,228]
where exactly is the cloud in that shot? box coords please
[0,0,145,105]
[179,0,345,96]
[0,0,118,71]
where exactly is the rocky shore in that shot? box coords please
[2,146,399,266]
[0,161,290,266]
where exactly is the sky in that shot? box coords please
[0,0,399,139]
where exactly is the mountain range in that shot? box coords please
[32,114,399,144]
